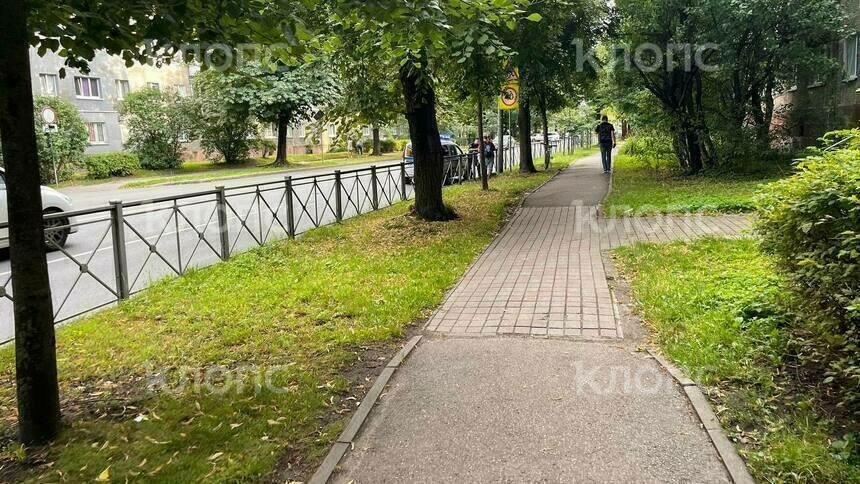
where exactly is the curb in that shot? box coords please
[308,335,423,484]
[647,348,755,484]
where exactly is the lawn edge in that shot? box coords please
[646,347,755,484]
[605,250,755,484]
[307,335,423,484]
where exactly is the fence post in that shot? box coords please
[215,186,230,260]
[285,176,296,238]
[399,162,408,201]
[109,200,130,300]
[370,165,379,210]
[334,170,343,223]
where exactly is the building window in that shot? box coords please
[39,73,59,96]
[265,123,277,138]
[327,124,337,138]
[86,122,107,144]
[844,34,858,80]
[288,125,305,138]
[147,82,160,91]
[74,76,102,99]
[115,80,131,100]
[176,85,188,97]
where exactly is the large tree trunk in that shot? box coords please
[274,112,288,165]
[539,95,550,169]
[476,96,488,190]
[372,125,381,156]
[0,0,61,445]
[518,97,536,173]
[400,60,454,221]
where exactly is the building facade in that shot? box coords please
[29,49,193,154]
[774,3,860,146]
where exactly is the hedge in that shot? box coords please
[83,152,140,179]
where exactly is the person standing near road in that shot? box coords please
[484,135,497,174]
[595,115,616,174]
[356,139,364,156]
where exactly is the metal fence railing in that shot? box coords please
[0,134,588,343]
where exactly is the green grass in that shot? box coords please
[120,153,400,188]
[614,239,859,482]
[604,154,791,216]
[0,154,579,482]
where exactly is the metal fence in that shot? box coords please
[0,134,587,343]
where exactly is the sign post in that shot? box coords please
[40,107,60,185]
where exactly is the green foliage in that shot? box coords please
[756,130,860,411]
[82,152,139,179]
[1,96,90,182]
[615,239,859,481]
[33,96,89,183]
[187,71,259,165]
[119,88,190,170]
[250,138,277,157]
[379,139,397,153]
[617,133,674,161]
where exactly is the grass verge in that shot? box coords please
[614,238,859,482]
[0,155,577,482]
[604,154,791,216]
[119,154,400,189]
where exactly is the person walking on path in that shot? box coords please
[595,115,616,174]
[356,139,364,156]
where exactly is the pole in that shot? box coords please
[46,132,58,186]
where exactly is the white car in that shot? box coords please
[0,168,77,249]
[531,132,561,144]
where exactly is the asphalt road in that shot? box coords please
[0,158,403,342]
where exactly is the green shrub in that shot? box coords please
[250,138,276,158]
[0,96,89,183]
[393,138,410,152]
[379,139,397,153]
[119,88,190,170]
[756,129,860,411]
[83,152,140,179]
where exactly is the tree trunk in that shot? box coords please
[476,96,489,190]
[0,0,61,445]
[684,126,704,174]
[518,97,536,173]
[400,60,454,221]
[274,112,288,165]
[539,95,550,170]
[372,125,381,156]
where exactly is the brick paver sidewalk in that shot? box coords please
[426,155,750,337]
[331,152,750,483]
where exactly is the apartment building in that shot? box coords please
[29,49,193,154]
[774,3,860,146]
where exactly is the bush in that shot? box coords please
[250,138,276,158]
[83,152,140,179]
[756,129,860,411]
[393,138,410,152]
[119,88,190,170]
[187,71,258,164]
[379,139,397,153]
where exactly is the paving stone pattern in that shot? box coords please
[425,156,752,338]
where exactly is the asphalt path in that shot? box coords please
[0,158,403,342]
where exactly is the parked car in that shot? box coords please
[531,132,561,144]
[0,168,78,249]
[402,138,467,184]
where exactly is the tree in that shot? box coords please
[187,70,259,165]
[2,0,314,445]
[329,56,403,156]
[0,95,89,184]
[445,1,515,190]
[119,88,191,169]
[238,63,338,165]
[332,0,528,220]
[508,0,604,170]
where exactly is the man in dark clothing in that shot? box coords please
[483,135,497,174]
[595,115,617,174]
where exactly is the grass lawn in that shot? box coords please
[0,154,578,482]
[614,239,859,482]
[119,153,400,189]
[604,153,792,216]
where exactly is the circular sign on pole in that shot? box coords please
[40,106,57,125]
[499,85,519,110]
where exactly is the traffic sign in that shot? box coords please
[40,106,57,125]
